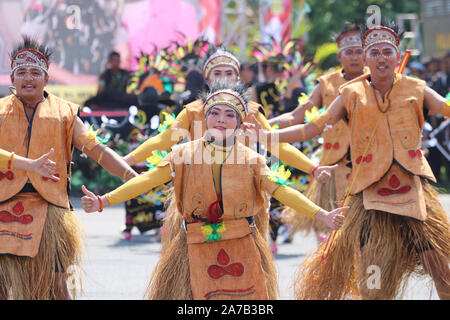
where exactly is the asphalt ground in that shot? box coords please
[70,195,450,300]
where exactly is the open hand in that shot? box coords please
[32,148,60,181]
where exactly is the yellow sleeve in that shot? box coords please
[441,101,450,118]
[272,185,321,219]
[128,109,191,164]
[257,112,315,174]
[0,149,14,170]
[105,164,173,206]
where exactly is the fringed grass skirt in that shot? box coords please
[0,204,84,299]
[293,180,449,300]
[146,191,277,300]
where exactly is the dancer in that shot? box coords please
[0,37,138,300]
[124,46,333,182]
[256,18,450,300]
[122,46,337,244]
[268,23,366,243]
[81,81,347,300]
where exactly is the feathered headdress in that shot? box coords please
[127,45,170,94]
[160,35,212,92]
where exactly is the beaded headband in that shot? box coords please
[337,30,362,51]
[362,26,400,53]
[11,49,49,74]
[203,50,240,79]
[204,89,248,120]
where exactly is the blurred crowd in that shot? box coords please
[407,52,450,187]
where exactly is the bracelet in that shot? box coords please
[299,126,306,141]
[311,165,319,177]
[8,152,15,170]
[97,195,103,212]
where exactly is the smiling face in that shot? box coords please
[363,43,400,81]
[11,66,48,102]
[206,65,239,85]
[206,104,239,141]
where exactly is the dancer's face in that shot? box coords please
[337,46,364,76]
[207,66,239,84]
[364,43,400,80]
[11,66,48,102]
[206,104,239,141]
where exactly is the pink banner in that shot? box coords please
[0,0,218,90]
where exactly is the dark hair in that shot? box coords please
[359,16,405,40]
[261,56,284,73]
[240,62,257,74]
[10,36,53,64]
[334,21,362,43]
[108,51,121,59]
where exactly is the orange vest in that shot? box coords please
[340,73,435,194]
[167,139,278,223]
[318,68,370,165]
[0,93,79,208]
[184,99,262,142]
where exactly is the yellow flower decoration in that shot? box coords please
[201,222,226,242]
[158,112,176,133]
[304,105,326,123]
[146,150,168,170]
[88,124,99,139]
[88,124,109,144]
[298,92,309,105]
[269,163,294,186]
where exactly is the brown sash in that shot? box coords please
[0,193,48,257]
[186,219,268,300]
[363,163,427,221]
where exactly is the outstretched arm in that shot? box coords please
[255,112,315,174]
[73,117,138,181]
[272,185,347,230]
[123,109,190,165]
[0,148,59,180]
[81,164,173,212]
[264,95,347,144]
[268,84,322,129]
[424,86,450,117]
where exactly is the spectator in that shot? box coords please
[98,51,130,94]
[84,51,138,109]
[409,61,425,79]
[239,62,257,88]
[424,57,446,96]
[422,56,449,185]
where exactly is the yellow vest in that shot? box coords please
[340,73,435,194]
[0,93,79,208]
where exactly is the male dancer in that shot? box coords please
[268,23,366,242]
[257,19,450,300]
[0,37,138,299]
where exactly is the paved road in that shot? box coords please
[71,195,450,300]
